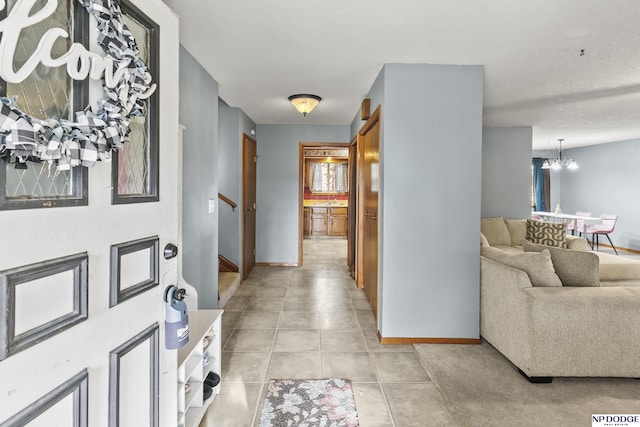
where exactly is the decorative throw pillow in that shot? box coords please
[522,239,600,287]
[526,219,567,248]
[505,219,527,246]
[480,232,490,247]
[480,217,511,246]
[481,247,562,287]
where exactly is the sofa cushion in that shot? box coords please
[526,219,567,248]
[481,246,562,287]
[566,235,591,252]
[505,219,527,246]
[522,239,600,287]
[481,217,511,246]
[480,232,490,247]
[595,252,640,282]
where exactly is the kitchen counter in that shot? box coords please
[303,199,348,207]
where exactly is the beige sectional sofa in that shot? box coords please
[480,217,640,381]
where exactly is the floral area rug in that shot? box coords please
[258,379,360,427]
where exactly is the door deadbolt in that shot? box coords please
[164,243,178,260]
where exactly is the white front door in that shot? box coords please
[0,1,179,425]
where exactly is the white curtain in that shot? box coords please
[335,163,348,193]
[311,162,324,192]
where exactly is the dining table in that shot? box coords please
[531,211,602,236]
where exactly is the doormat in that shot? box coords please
[258,379,360,426]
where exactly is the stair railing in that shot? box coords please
[218,193,237,212]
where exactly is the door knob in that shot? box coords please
[364,212,370,217]
[372,215,378,221]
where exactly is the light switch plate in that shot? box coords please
[208,199,215,213]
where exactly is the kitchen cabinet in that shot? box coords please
[304,206,347,237]
[329,207,348,237]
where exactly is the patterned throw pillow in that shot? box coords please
[526,219,567,248]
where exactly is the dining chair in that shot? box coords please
[566,211,591,236]
[586,214,618,255]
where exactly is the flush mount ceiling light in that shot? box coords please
[541,139,578,170]
[288,94,321,116]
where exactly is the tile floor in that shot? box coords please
[202,239,456,426]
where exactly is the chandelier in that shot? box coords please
[541,139,578,170]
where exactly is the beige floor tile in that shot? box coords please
[278,311,321,329]
[383,383,457,426]
[349,288,369,300]
[321,329,367,352]
[222,352,270,382]
[221,328,233,350]
[223,296,251,312]
[220,311,242,329]
[282,297,316,311]
[266,351,322,379]
[235,311,280,329]
[372,352,431,382]
[245,297,285,312]
[322,352,378,382]
[233,283,257,297]
[318,311,361,329]
[353,298,374,311]
[273,329,320,352]
[200,382,263,427]
[285,286,324,298]
[259,277,290,288]
[204,240,458,425]
[356,310,377,329]
[284,298,354,313]
[252,286,288,298]
[224,329,275,352]
[352,383,394,427]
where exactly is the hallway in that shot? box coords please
[202,239,456,426]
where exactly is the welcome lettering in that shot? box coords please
[0,0,156,99]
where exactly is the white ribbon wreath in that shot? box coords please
[0,0,156,170]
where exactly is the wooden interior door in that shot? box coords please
[242,133,257,280]
[359,107,381,319]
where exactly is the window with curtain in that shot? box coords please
[532,158,550,212]
[308,161,348,193]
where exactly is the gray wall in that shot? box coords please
[254,124,350,263]
[352,64,483,339]
[555,139,640,250]
[218,99,256,274]
[179,46,219,308]
[482,127,532,219]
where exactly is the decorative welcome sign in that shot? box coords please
[0,0,157,170]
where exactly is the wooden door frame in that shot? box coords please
[242,133,257,280]
[298,142,351,266]
[357,106,381,299]
[347,136,358,279]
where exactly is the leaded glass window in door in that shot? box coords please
[0,0,88,210]
[112,1,159,204]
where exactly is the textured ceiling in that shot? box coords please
[162,0,640,149]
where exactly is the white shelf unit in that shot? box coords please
[177,310,223,427]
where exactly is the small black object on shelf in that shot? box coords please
[205,372,220,388]
[203,383,213,401]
